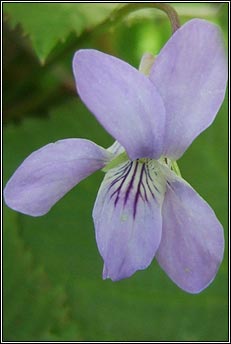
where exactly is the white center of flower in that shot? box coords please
[103,141,182,218]
[103,157,169,219]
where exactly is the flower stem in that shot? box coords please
[109,3,181,34]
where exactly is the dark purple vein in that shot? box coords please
[110,162,133,206]
[123,161,139,206]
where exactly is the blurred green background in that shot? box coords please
[3,3,228,341]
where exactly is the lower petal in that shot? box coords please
[93,159,165,281]
[4,138,112,216]
[156,170,224,293]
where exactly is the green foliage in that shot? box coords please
[3,3,228,341]
[3,205,81,341]
[4,3,119,63]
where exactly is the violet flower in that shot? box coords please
[4,19,227,293]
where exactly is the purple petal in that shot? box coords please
[73,49,166,160]
[150,19,227,159]
[4,139,112,216]
[156,168,224,293]
[93,160,165,281]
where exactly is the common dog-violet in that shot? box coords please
[4,19,227,293]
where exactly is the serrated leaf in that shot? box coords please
[4,3,120,63]
[3,205,82,341]
[3,97,228,341]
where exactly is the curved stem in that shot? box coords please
[109,3,181,34]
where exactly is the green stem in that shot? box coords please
[47,3,180,67]
[108,3,181,34]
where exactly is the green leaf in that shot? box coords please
[3,204,82,341]
[3,3,120,63]
[3,98,228,341]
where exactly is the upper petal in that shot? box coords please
[73,49,166,160]
[4,139,112,216]
[156,166,224,293]
[150,19,227,159]
[93,159,165,281]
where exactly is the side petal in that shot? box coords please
[150,19,227,159]
[93,160,165,281]
[156,168,224,293]
[73,49,166,160]
[4,139,112,216]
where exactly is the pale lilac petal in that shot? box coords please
[73,49,166,160]
[107,141,125,157]
[156,168,224,293]
[150,19,227,159]
[4,139,112,217]
[93,160,165,281]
